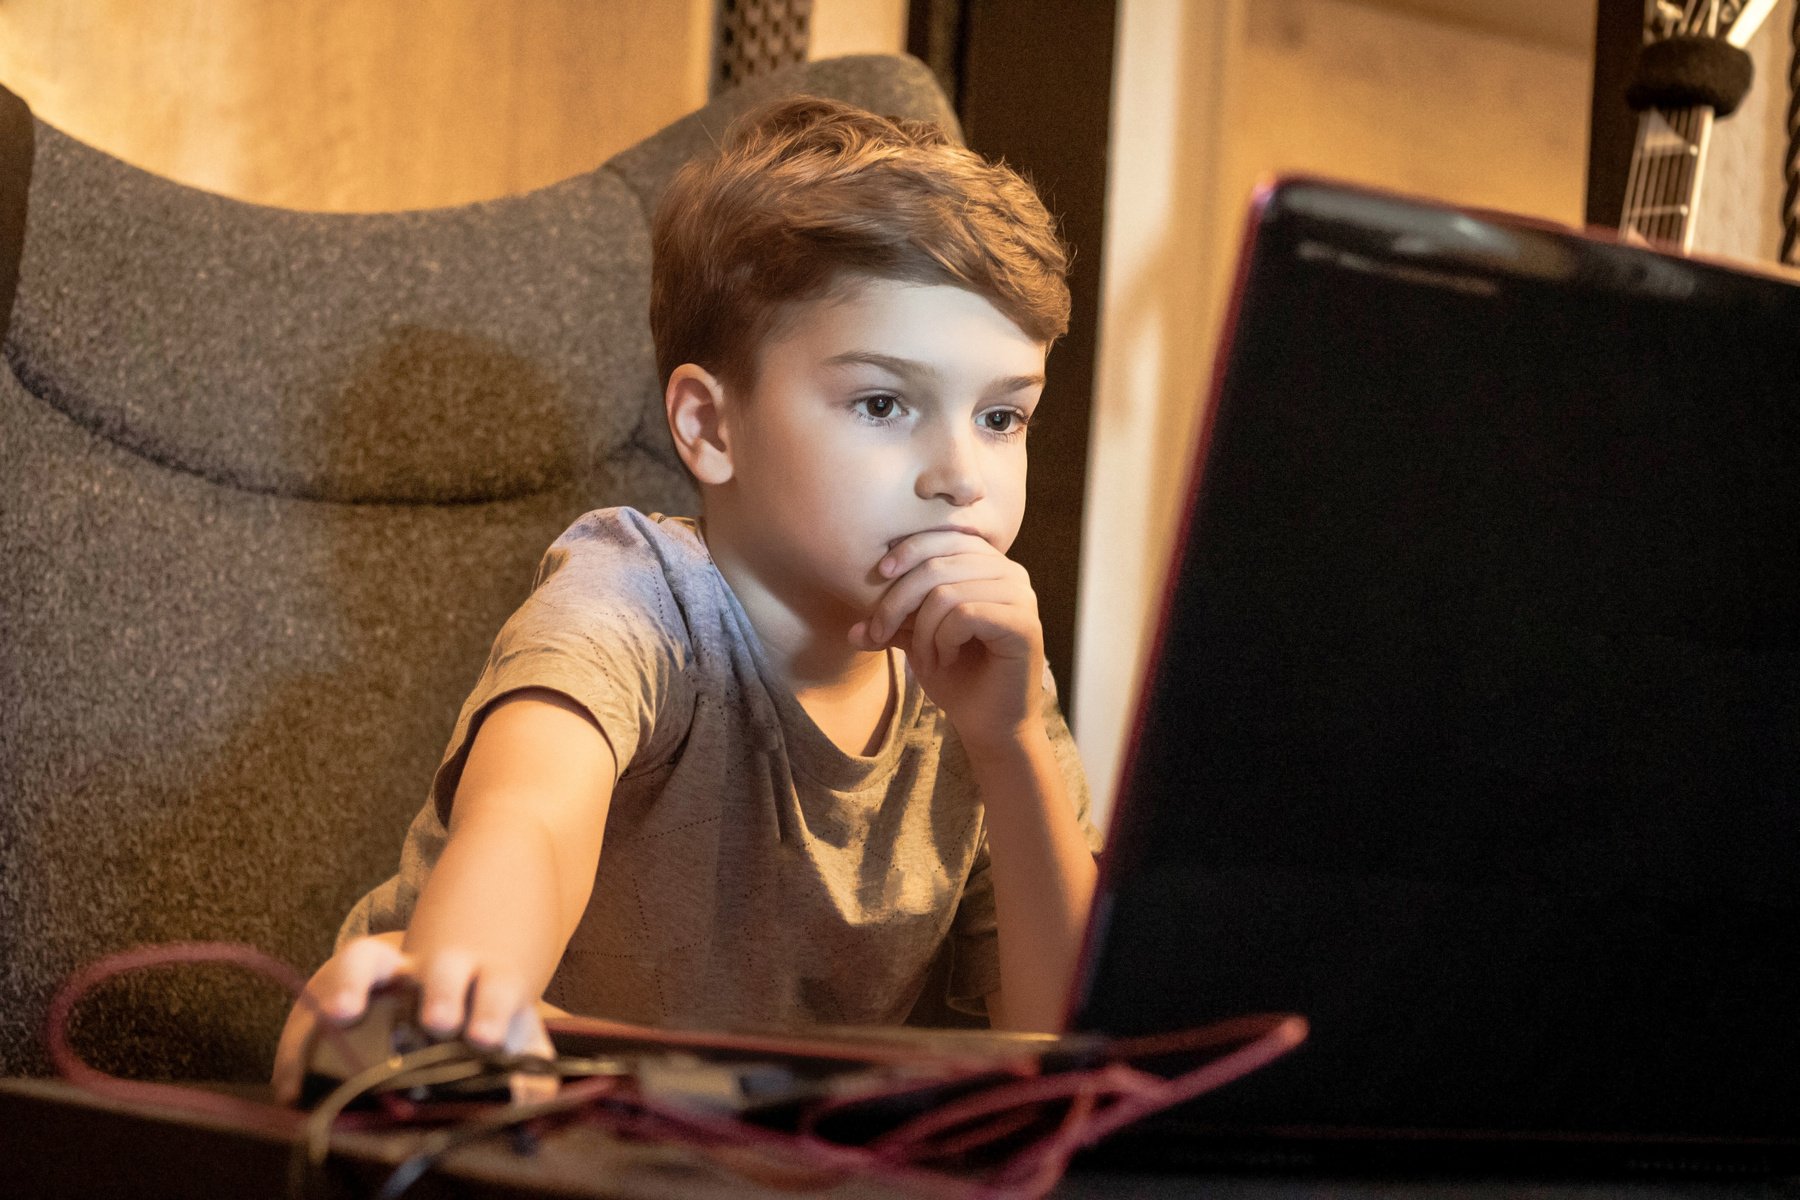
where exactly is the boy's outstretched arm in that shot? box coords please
[402,688,615,1038]
[272,688,614,1102]
[852,530,1097,1032]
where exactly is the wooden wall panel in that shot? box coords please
[0,0,713,212]
[1230,0,1591,227]
[810,0,908,60]
[1077,0,1593,824]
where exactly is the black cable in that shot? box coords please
[1783,0,1800,264]
[287,1043,510,1200]
[372,1061,586,1200]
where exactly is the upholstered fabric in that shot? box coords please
[0,54,956,1081]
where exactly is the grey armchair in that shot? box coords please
[0,54,957,1082]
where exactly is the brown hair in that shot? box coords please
[650,94,1071,391]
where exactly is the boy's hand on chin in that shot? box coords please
[849,530,1043,755]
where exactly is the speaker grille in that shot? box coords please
[713,0,814,95]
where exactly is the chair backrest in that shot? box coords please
[0,55,956,1081]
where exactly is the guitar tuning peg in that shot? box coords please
[1649,0,1690,38]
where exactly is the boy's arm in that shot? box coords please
[402,686,616,1042]
[272,687,613,1101]
[967,727,1097,1032]
[851,530,1095,1032]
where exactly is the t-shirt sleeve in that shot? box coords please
[334,510,698,949]
[427,510,699,825]
[335,511,700,949]
[947,661,1104,1016]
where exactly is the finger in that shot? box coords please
[859,552,1018,650]
[509,1064,561,1106]
[464,970,531,1049]
[906,578,974,675]
[505,1005,556,1058]
[500,1005,560,1105]
[908,614,936,678]
[910,576,1033,655]
[931,604,979,670]
[866,553,1012,645]
[880,528,999,574]
[910,583,983,678]
[316,936,411,1023]
[272,938,412,1106]
[934,601,1033,669]
[416,950,478,1038]
[507,1013,560,1105]
[913,588,998,672]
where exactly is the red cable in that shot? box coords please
[44,941,314,1137]
[46,942,1309,1200]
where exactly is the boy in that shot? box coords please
[272,94,1102,1103]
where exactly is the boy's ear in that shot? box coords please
[664,363,735,486]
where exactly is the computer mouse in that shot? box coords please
[298,979,524,1108]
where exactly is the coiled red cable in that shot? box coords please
[47,941,1308,1199]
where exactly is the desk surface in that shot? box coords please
[5,1078,1797,1200]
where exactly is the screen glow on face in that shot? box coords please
[719,277,1047,625]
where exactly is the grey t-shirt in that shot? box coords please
[339,507,1100,1026]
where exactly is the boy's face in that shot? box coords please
[713,276,1046,627]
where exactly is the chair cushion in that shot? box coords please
[6,126,657,504]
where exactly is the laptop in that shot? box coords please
[1067,177,1800,1174]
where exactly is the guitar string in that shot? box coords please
[1643,111,1666,245]
[1671,107,1691,246]
[1651,1,1669,238]
[1622,111,1641,238]
[1622,4,1649,240]
[1682,108,1700,247]
[1648,106,1663,244]
[1624,69,1654,242]
[1684,107,1700,247]
[1672,0,1700,248]
[1642,106,1658,245]
[1662,108,1673,245]
[1666,105,1683,246]
[1783,0,1800,263]
[1654,4,1680,245]
[1677,107,1692,246]
[1635,3,1675,245]
[1665,0,1713,248]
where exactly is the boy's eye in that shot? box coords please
[855,394,902,421]
[981,409,1028,434]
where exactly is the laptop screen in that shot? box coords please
[1071,179,1800,1151]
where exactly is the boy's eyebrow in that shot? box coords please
[821,351,1045,393]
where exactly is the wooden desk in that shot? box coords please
[5,1078,1797,1200]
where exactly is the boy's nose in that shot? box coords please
[915,428,986,507]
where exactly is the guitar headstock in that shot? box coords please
[1646,0,1778,46]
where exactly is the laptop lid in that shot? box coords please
[1069,178,1800,1167]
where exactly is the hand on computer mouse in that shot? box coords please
[271,933,556,1107]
